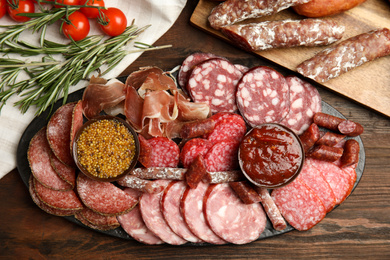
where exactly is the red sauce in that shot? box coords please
[239,124,304,188]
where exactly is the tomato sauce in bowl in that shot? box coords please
[238,123,304,188]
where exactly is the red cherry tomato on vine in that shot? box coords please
[0,0,7,19]
[7,0,35,22]
[80,0,104,19]
[54,0,80,8]
[62,11,90,41]
[98,7,127,37]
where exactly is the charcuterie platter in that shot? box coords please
[16,61,365,244]
[190,0,390,118]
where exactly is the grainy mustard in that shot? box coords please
[76,119,136,179]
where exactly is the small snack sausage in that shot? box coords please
[254,187,287,231]
[316,131,346,147]
[307,144,344,162]
[338,120,364,137]
[180,118,216,139]
[221,19,344,51]
[299,123,321,153]
[297,28,390,82]
[185,154,208,188]
[293,0,367,18]
[313,112,344,132]
[340,139,360,168]
[229,181,262,204]
[117,175,165,194]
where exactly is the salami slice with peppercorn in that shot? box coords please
[203,183,266,244]
[77,174,137,216]
[47,102,76,167]
[187,58,243,113]
[204,140,240,172]
[236,66,290,127]
[205,112,246,144]
[179,138,213,169]
[28,127,73,191]
[139,135,180,168]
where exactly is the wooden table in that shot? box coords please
[1,1,389,259]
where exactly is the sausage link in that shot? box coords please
[180,117,215,139]
[229,181,262,204]
[299,123,320,153]
[185,154,208,188]
[313,112,344,132]
[297,28,390,82]
[221,19,344,51]
[340,139,360,168]
[307,144,343,162]
[116,175,165,194]
[338,120,364,137]
[316,131,346,146]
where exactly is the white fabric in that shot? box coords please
[0,0,187,179]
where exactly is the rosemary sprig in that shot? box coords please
[0,24,172,115]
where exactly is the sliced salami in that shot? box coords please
[50,153,76,188]
[204,140,240,172]
[180,182,226,244]
[28,127,73,191]
[179,138,213,168]
[46,102,76,167]
[178,52,222,90]
[187,58,243,113]
[205,112,246,144]
[70,100,84,154]
[236,66,290,127]
[118,204,164,245]
[271,179,326,231]
[138,135,180,168]
[204,183,266,244]
[297,158,337,212]
[280,76,322,135]
[33,177,83,211]
[161,181,203,243]
[29,175,78,216]
[78,208,120,230]
[77,173,137,216]
[310,159,356,204]
[139,180,187,245]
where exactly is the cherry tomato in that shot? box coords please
[0,0,7,19]
[62,11,90,41]
[98,7,127,37]
[7,0,35,22]
[54,0,80,8]
[80,0,104,19]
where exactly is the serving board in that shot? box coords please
[190,0,390,118]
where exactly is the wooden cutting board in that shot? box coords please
[190,0,390,118]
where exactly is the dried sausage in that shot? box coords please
[340,139,360,168]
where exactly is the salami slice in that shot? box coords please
[180,182,226,244]
[205,112,246,144]
[78,208,120,231]
[297,158,337,212]
[33,177,83,211]
[77,174,137,216]
[310,159,356,204]
[118,204,164,245]
[70,100,84,154]
[187,58,243,113]
[208,0,311,30]
[280,76,322,135]
[179,138,213,168]
[138,136,180,168]
[47,102,76,167]
[221,19,344,51]
[50,153,76,188]
[178,52,222,90]
[28,127,73,191]
[29,175,78,216]
[139,180,187,245]
[236,66,290,127]
[271,179,326,231]
[204,183,266,244]
[161,181,203,243]
[204,140,240,172]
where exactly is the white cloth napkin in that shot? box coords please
[0,0,187,179]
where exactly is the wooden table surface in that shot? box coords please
[1,1,390,259]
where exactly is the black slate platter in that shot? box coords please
[16,87,365,245]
